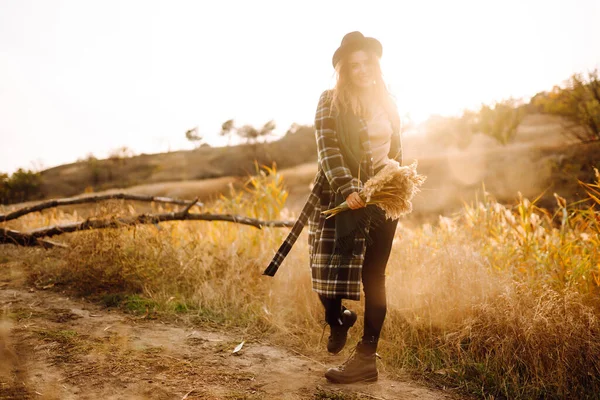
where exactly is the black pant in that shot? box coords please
[319,215,399,343]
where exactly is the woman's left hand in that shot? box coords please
[346,192,366,210]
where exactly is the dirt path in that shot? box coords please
[0,265,457,400]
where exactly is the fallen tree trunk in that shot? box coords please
[0,228,69,248]
[1,193,295,248]
[0,193,205,223]
[0,212,295,247]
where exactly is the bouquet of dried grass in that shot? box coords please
[322,160,427,220]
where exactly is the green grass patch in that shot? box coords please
[99,293,158,315]
[173,302,190,313]
[122,294,157,314]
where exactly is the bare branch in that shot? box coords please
[181,197,199,216]
[0,212,294,247]
[0,193,205,223]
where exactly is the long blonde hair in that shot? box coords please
[329,50,400,129]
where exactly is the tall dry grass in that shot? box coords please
[2,165,600,399]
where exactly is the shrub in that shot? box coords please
[473,99,527,145]
[533,69,600,142]
[0,168,43,205]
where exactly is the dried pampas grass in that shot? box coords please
[322,160,427,220]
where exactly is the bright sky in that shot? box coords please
[1,0,598,174]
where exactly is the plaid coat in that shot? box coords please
[264,89,402,300]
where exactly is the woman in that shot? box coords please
[264,31,402,384]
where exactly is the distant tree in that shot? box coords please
[221,119,235,133]
[220,119,235,145]
[285,122,301,136]
[532,69,600,142]
[0,168,43,205]
[236,124,259,144]
[219,119,276,146]
[472,99,526,145]
[260,120,277,139]
[237,120,276,144]
[185,126,204,148]
[217,119,277,162]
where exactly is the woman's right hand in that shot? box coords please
[346,192,366,210]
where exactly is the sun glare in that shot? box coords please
[0,0,598,172]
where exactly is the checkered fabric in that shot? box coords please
[264,90,402,301]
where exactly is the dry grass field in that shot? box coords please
[1,114,600,399]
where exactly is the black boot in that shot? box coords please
[324,338,378,384]
[327,308,357,354]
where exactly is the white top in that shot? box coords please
[366,105,393,170]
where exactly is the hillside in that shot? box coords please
[39,125,318,199]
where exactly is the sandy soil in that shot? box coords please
[0,263,459,400]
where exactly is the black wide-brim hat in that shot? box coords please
[332,31,382,68]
